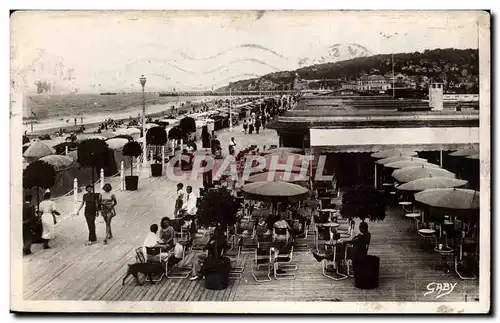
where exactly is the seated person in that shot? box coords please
[273,212,292,246]
[158,217,175,250]
[256,217,271,236]
[143,224,169,262]
[190,227,228,281]
[312,222,371,264]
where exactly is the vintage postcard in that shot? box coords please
[10,10,490,313]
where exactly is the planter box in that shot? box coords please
[125,176,139,190]
[150,164,163,177]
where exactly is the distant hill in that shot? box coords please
[216,48,479,92]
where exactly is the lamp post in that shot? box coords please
[229,87,233,131]
[140,75,147,167]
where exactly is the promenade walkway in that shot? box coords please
[21,125,478,302]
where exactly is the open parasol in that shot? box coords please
[466,154,480,160]
[397,176,468,192]
[241,180,309,202]
[392,165,456,183]
[23,140,56,160]
[449,147,479,157]
[262,147,304,155]
[39,155,74,171]
[384,160,441,170]
[245,171,308,183]
[114,127,141,136]
[375,156,427,165]
[106,137,129,150]
[371,150,418,159]
[414,188,479,210]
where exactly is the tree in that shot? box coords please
[122,141,142,176]
[196,187,238,231]
[77,139,110,194]
[340,184,386,222]
[179,116,196,139]
[146,126,167,164]
[23,160,56,206]
[168,126,183,141]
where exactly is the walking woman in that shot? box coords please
[100,183,117,245]
[77,185,101,245]
[38,190,60,249]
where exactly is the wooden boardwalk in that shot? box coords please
[21,126,478,302]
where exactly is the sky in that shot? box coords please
[11,11,482,93]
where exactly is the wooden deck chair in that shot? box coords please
[322,244,348,281]
[274,245,297,280]
[251,241,272,282]
[145,246,168,282]
[135,247,146,263]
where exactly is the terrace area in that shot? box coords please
[20,127,479,303]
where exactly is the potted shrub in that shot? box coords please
[77,139,110,194]
[146,126,167,177]
[196,187,238,290]
[23,160,56,208]
[168,126,184,155]
[122,141,142,190]
[179,116,196,141]
[340,184,385,289]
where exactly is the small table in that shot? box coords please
[405,213,421,230]
[399,201,413,213]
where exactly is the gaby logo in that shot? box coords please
[164,154,334,182]
[424,282,458,299]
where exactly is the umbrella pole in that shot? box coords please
[374,164,377,189]
[440,150,443,167]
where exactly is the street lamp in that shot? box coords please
[229,88,233,131]
[140,75,147,167]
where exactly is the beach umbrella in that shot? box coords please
[375,156,427,165]
[449,147,479,157]
[52,142,78,155]
[114,127,141,136]
[397,176,468,192]
[414,188,479,210]
[384,160,441,170]
[241,180,309,202]
[392,165,456,183]
[23,140,56,160]
[98,131,115,139]
[466,154,480,160]
[246,171,308,183]
[85,135,107,141]
[262,147,304,155]
[371,150,418,159]
[66,150,78,162]
[39,155,74,171]
[106,138,128,150]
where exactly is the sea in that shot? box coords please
[21,92,215,133]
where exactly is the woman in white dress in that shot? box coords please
[38,190,60,249]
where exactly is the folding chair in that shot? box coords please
[321,244,348,281]
[240,221,257,253]
[251,241,272,282]
[224,237,244,279]
[145,246,168,282]
[274,245,297,280]
[293,220,311,253]
[165,244,191,279]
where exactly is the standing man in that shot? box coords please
[23,194,37,255]
[174,183,185,217]
[182,186,198,217]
